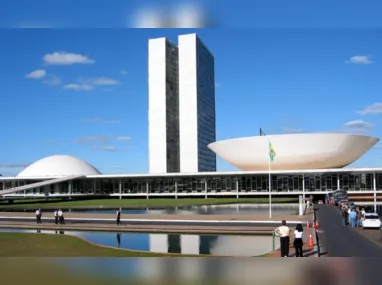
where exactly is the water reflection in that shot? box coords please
[0,228,279,257]
[0,203,298,215]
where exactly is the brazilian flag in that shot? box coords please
[269,141,276,162]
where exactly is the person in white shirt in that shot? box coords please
[293,223,304,257]
[57,209,64,225]
[275,220,290,257]
[54,210,58,224]
[35,209,41,224]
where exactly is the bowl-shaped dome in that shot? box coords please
[208,133,379,171]
[17,155,101,177]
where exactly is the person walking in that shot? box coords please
[342,206,348,226]
[58,209,65,225]
[35,209,41,224]
[275,220,290,257]
[349,208,357,228]
[293,223,304,257]
[54,210,58,224]
[116,209,121,226]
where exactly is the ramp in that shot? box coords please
[0,175,85,196]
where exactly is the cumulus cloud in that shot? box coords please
[92,145,121,151]
[83,118,121,124]
[115,136,131,141]
[343,120,374,132]
[63,83,93,91]
[63,77,120,91]
[25,69,46,79]
[43,52,95,65]
[129,2,212,28]
[356,103,382,115]
[74,135,131,144]
[0,163,29,168]
[283,128,304,133]
[43,75,61,86]
[345,55,373,64]
[74,135,110,144]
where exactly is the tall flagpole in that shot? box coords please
[268,141,272,219]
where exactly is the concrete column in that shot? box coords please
[373,172,377,212]
[146,181,149,199]
[68,180,72,195]
[204,179,207,199]
[236,179,239,199]
[119,179,122,200]
[302,174,305,200]
[337,173,340,190]
[175,181,178,199]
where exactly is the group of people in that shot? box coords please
[274,220,304,257]
[35,209,65,225]
[341,204,365,227]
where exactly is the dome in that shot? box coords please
[17,155,102,178]
[208,133,379,171]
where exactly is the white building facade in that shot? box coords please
[148,33,216,174]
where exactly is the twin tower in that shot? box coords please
[148,33,216,174]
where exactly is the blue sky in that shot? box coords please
[1,3,382,176]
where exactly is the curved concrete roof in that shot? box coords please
[17,155,102,178]
[208,133,379,171]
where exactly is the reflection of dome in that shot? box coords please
[17,155,101,178]
[208,133,379,171]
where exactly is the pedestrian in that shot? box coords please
[275,220,290,257]
[293,223,304,257]
[342,207,348,226]
[116,209,121,226]
[35,209,41,224]
[356,208,362,227]
[58,209,65,225]
[54,209,58,224]
[349,208,357,228]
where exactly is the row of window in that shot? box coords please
[2,173,382,193]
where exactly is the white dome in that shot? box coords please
[17,155,102,178]
[208,133,379,171]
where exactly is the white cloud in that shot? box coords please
[345,55,373,65]
[74,135,132,144]
[0,163,29,168]
[74,135,109,144]
[215,82,221,88]
[63,77,120,91]
[93,145,120,151]
[120,70,128,75]
[43,52,95,65]
[83,118,120,124]
[26,69,46,79]
[90,77,120,86]
[115,136,132,141]
[343,120,374,132]
[356,103,382,115]
[43,75,61,86]
[374,145,382,149]
[63,83,93,91]
[283,128,304,133]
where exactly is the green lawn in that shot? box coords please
[0,197,297,209]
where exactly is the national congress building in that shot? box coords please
[1,33,381,201]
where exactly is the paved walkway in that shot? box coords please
[0,211,310,222]
[315,204,382,257]
[0,221,275,234]
[268,227,318,257]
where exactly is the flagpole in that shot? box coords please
[268,141,272,219]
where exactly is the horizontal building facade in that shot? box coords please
[1,168,382,197]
